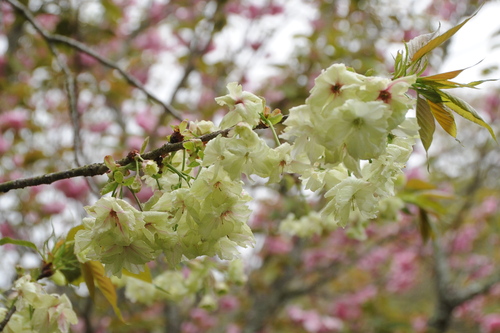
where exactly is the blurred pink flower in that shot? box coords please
[78,53,99,67]
[190,308,217,329]
[481,314,500,333]
[42,201,66,215]
[0,222,17,239]
[133,29,166,52]
[0,134,11,154]
[136,109,158,133]
[127,136,145,150]
[386,250,418,293]
[226,324,241,333]
[451,225,478,253]
[54,178,90,201]
[411,316,428,333]
[219,295,239,311]
[288,307,343,333]
[264,236,292,254]
[181,322,199,333]
[37,13,59,30]
[88,121,111,133]
[0,109,29,131]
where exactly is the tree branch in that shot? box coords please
[0,117,285,193]
[5,0,183,121]
[0,305,16,332]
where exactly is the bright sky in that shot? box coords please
[441,1,500,87]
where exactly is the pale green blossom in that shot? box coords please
[10,275,78,333]
[307,63,364,113]
[217,82,265,128]
[322,177,379,226]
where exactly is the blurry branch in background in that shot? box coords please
[5,0,184,121]
[429,235,500,332]
[0,117,286,193]
[152,0,229,146]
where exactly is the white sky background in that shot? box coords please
[441,1,500,88]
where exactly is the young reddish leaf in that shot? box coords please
[427,100,457,138]
[83,261,124,322]
[416,95,435,153]
[439,90,497,141]
[412,14,476,63]
[422,68,465,81]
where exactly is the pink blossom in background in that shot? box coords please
[358,247,390,273]
[127,136,145,150]
[133,29,166,52]
[134,186,154,202]
[484,93,500,121]
[0,109,28,131]
[302,248,342,270]
[181,322,199,333]
[88,121,111,133]
[332,297,362,321]
[411,316,428,333]
[481,314,500,333]
[454,296,485,319]
[130,67,149,85]
[36,13,59,31]
[0,222,17,239]
[264,235,292,255]
[288,307,343,333]
[219,295,239,311]
[53,178,90,201]
[451,225,478,253]
[41,201,66,215]
[189,308,217,329]
[0,134,11,154]
[1,2,15,25]
[225,324,241,333]
[148,2,167,24]
[136,109,158,133]
[78,52,99,67]
[386,250,418,293]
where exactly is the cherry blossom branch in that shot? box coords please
[0,118,285,193]
[5,0,183,121]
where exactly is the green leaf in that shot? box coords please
[412,14,476,63]
[0,237,41,256]
[418,208,433,244]
[416,95,435,153]
[428,100,457,138]
[406,179,437,191]
[140,137,149,155]
[438,90,497,141]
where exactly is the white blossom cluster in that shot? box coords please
[0,275,78,333]
[74,63,419,277]
[280,64,418,236]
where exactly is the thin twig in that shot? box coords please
[5,0,183,121]
[0,305,16,332]
[46,41,82,166]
